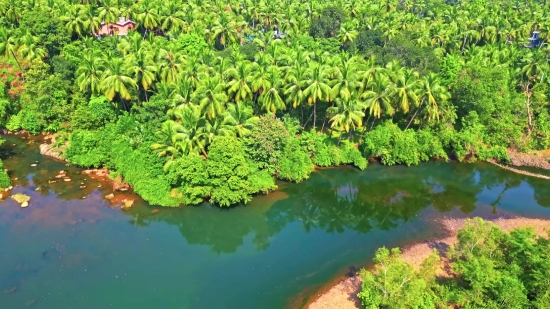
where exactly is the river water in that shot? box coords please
[1,135,550,309]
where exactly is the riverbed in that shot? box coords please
[1,135,550,309]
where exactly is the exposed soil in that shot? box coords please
[307,217,550,309]
[507,149,550,170]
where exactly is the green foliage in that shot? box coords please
[360,218,550,309]
[176,33,210,56]
[0,158,11,189]
[363,121,422,166]
[244,116,290,175]
[358,247,439,309]
[439,54,462,86]
[72,96,116,130]
[167,136,277,206]
[239,42,260,61]
[309,7,347,38]
[340,141,368,170]
[279,137,314,183]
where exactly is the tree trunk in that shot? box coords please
[10,51,25,82]
[461,33,469,51]
[370,119,376,130]
[303,110,313,129]
[313,102,317,129]
[300,104,304,126]
[405,98,425,130]
[526,84,533,135]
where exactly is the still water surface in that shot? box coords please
[1,135,550,309]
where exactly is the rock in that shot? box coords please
[3,286,16,294]
[105,193,114,199]
[151,209,160,214]
[79,185,86,189]
[11,193,30,204]
[122,199,134,209]
[21,201,28,208]
[59,170,65,175]
[30,164,37,167]
[63,178,71,182]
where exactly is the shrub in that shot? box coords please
[279,138,314,182]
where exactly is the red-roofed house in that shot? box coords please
[95,17,136,36]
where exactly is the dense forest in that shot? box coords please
[0,0,549,206]
[359,218,550,308]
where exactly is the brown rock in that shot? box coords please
[105,193,114,200]
[151,209,160,214]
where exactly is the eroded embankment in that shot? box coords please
[307,217,550,309]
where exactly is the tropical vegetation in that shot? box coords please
[359,218,550,308]
[0,0,549,205]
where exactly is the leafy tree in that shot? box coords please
[244,116,290,175]
[279,137,314,182]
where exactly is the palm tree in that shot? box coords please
[100,57,138,110]
[327,97,365,139]
[173,103,208,157]
[258,67,286,114]
[76,52,104,97]
[392,68,421,114]
[193,74,227,119]
[226,102,258,137]
[225,60,254,103]
[136,0,160,35]
[62,5,86,38]
[302,63,331,128]
[126,49,157,101]
[152,120,186,163]
[0,27,22,73]
[330,57,361,102]
[81,5,101,35]
[157,46,186,84]
[17,30,45,62]
[405,73,449,129]
[160,2,185,33]
[361,73,394,119]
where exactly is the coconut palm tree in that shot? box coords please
[126,49,157,101]
[193,73,227,119]
[327,97,365,138]
[225,60,254,102]
[258,67,286,114]
[226,102,258,137]
[100,57,138,109]
[76,52,104,97]
[302,63,331,128]
[361,73,394,119]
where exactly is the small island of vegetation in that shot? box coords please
[0,0,549,206]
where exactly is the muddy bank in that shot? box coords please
[507,149,550,170]
[307,217,550,309]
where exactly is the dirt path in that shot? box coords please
[307,217,550,309]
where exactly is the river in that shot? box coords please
[1,135,550,309]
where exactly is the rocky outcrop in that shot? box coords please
[39,137,66,161]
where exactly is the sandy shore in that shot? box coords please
[308,217,550,309]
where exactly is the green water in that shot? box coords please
[1,135,550,309]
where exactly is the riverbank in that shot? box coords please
[307,216,550,309]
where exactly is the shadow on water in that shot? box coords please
[1,135,550,309]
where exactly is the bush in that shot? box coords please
[0,159,11,189]
[279,138,314,182]
[244,116,290,175]
[359,218,550,308]
[72,96,116,130]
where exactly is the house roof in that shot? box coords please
[100,17,135,26]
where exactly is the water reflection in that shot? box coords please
[121,162,550,254]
